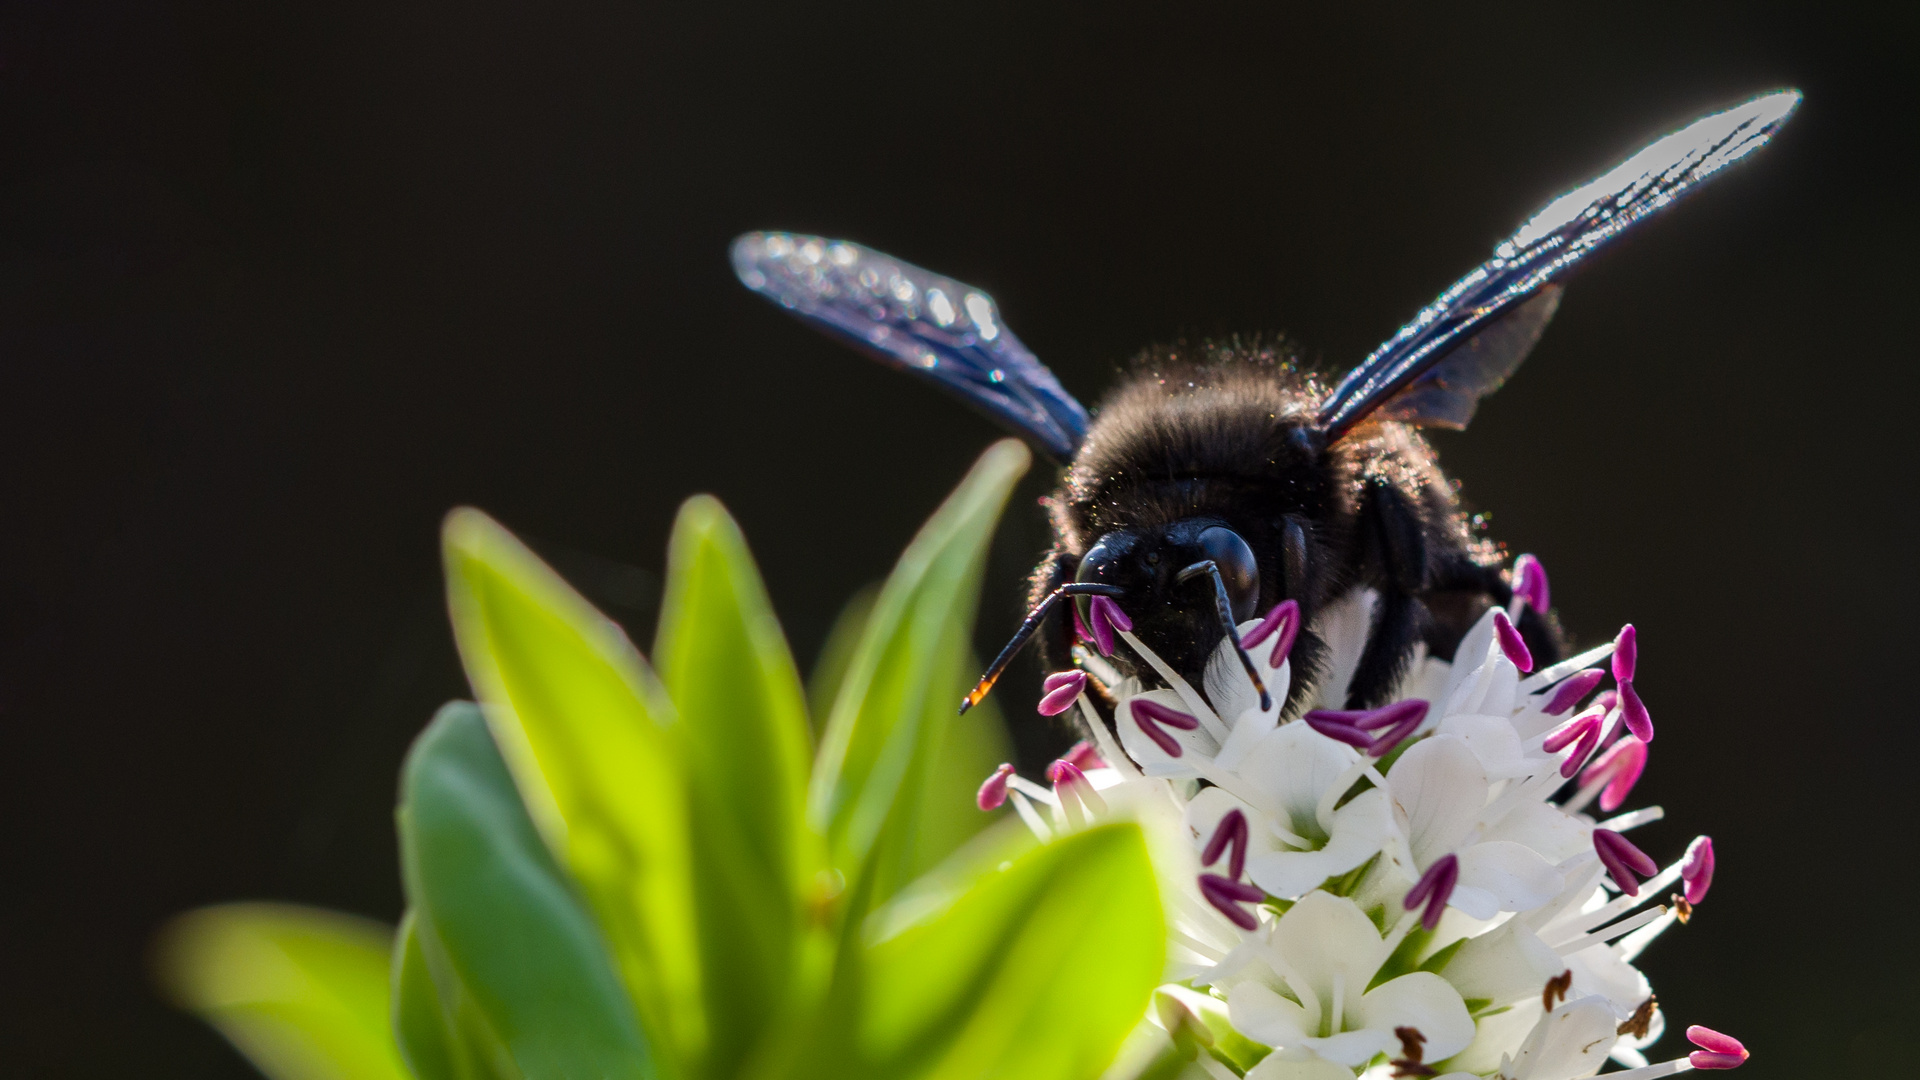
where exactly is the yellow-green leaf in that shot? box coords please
[442,512,703,1067]
[810,439,1029,907]
[155,903,410,1080]
[652,496,821,1077]
[398,702,657,1080]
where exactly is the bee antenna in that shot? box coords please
[1176,561,1273,713]
[960,582,1125,715]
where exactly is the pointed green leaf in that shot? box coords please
[398,702,657,1080]
[807,585,879,729]
[442,509,703,1065]
[810,439,1030,906]
[155,903,410,1080]
[843,823,1164,1080]
[652,496,820,1077]
[393,910,497,1080]
[814,586,1012,883]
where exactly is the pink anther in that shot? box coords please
[1198,873,1262,931]
[1403,853,1459,930]
[1682,835,1715,905]
[1612,624,1638,682]
[1593,828,1658,896]
[1543,668,1605,716]
[1202,809,1250,880]
[1581,735,1648,812]
[1129,698,1199,756]
[1686,1026,1748,1070]
[1618,679,1653,743]
[976,763,1014,811]
[1038,670,1089,716]
[1087,595,1132,657]
[1242,599,1301,667]
[1494,610,1534,673]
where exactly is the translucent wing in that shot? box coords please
[1317,89,1801,440]
[732,232,1089,461]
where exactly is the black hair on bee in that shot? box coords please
[732,91,1799,730]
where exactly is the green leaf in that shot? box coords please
[397,701,657,1080]
[812,585,1012,884]
[807,585,878,728]
[393,910,512,1080]
[155,902,410,1080]
[442,509,703,1064]
[652,496,821,1078]
[856,823,1166,1080]
[809,438,1030,908]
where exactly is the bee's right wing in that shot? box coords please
[732,232,1089,462]
[1316,89,1800,441]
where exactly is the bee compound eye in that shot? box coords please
[1196,526,1260,622]
[1073,533,1130,627]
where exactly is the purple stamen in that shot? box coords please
[1612,624,1638,683]
[1593,829,1658,896]
[1072,604,1094,646]
[1241,598,1301,668]
[977,763,1014,811]
[1130,698,1199,756]
[1618,679,1653,742]
[1364,700,1430,757]
[1544,668,1605,716]
[1198,873,1262,931]
[1542,709,1600,753]
[1403,853,1459,930]
[1046,758,1087,787]
[1544,709,1604,778]
[1581,736,1648,812]
[1514,554,1551,612]
[1087,595,1132,657]
[1037,670,1088,716]
[1060,739,1105,772]
[1682,835,1716,905]
[1493,610,1534,673]
[1687,1026,1747,1066]
[1303,711,1375,749]
[1202,809,1250,880]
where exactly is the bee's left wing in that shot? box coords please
[1316,89,1800,441]
[732,232,1089,461]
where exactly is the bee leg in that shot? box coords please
[1346,480,1431,709]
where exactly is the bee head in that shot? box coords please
[1073,518,1261,685]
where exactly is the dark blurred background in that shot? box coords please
[1,1,1912,1075]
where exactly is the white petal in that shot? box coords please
[1387,736,1488,865]
[1213,637,1288,772]
[1435,713,1533,779]
[1353,971,1476,1062]
[1185,785,1287,864]
[1270,892,1391,999]
[1481,801,1592,865]
[1440,606,1501,712]
[1438,919,1564,1009]
[1297,1029,1394,1067]
[1506,996,1618,1080]
[1228,979,1313,1048]
[1564,943,1650,1019]
[1115,688,1219,778]
[1441,1000,1543,1077]
[1307,588,1378,709]
[1237,722,1364,834]
[1245,1056,1360,1080]
[1249,789,1394,899]
[1453,840,1565,917]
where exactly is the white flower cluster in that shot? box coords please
[980,563,1740,1080]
